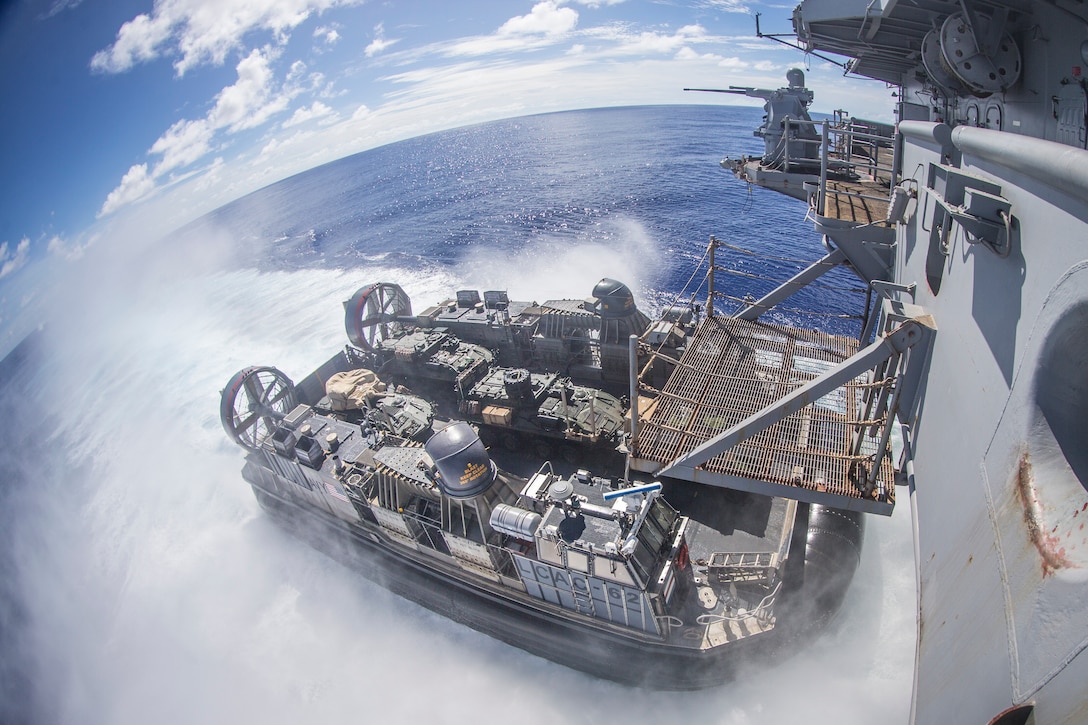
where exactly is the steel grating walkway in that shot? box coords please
[633,316,895,514]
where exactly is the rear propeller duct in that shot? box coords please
[344,282,413,351]
[220,366,297,451]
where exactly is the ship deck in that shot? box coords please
[820,140,894,224]
[633,316,895,514]
[822,179,890,224]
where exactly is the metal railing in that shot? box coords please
[773,117,897,216]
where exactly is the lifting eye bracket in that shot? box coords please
[926,163,1013,258]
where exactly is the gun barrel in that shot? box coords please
[682,88,747,94]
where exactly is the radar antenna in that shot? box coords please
[344,282,413,351]
[220,366,297,451]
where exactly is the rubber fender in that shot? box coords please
[801,504,865,616]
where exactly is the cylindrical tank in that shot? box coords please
[660,305,693,325]
[425,421,496,499]
[489,504,542,540]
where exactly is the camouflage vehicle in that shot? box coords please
[458,366,627,459]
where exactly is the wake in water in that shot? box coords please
[0,243,914,725]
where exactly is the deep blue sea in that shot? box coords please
[0,105,912,725]
[180,104,864,337]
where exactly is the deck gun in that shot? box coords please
[685,69,819,168]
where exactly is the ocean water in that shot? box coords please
[0,105,914,724]
[184,105,865,334]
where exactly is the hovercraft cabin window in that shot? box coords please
[630,499,679,585]
[648,498,679,538]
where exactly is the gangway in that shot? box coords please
[630,307,933,515]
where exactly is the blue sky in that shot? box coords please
[0,0,891,345]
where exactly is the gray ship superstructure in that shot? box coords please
[696,2,1088,722]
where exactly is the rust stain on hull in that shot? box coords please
[1015,450,1073,577]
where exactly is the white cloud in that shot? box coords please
[439,1,578,57]
[564,0,625,6]
[150,118,214,175]
[314,25,341,46]
[190,157,226,193]
[0,238,31,279]
[209,47,287,132]
[90,12,174,73]
[365,37,396,56]
[734,40,778,52]
[100,46,314,216]
[674,48,758,70]
[99,164,157,217]
[258,129,314,159]
[45,0,85,17]
[715,55,749,68]
[285,59,308,85]
[258,137,281,158]
[675,47,708,61]
[91,0,362,76]
[697,0,751,13]
[46,234,92,261]
[365,22,398,57]
[443,35,531,57]
[377,56,592,119]
[283,101,334,127]
[609,24,708,55]
[318,79,345,99]
[498,1,578,36]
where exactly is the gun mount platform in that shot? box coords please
[821,180,891,224]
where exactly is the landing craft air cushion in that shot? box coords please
[221,274,882,687]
